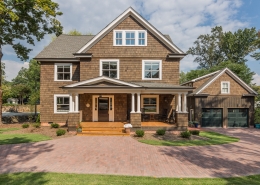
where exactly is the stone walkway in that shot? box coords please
[0,128,260,178]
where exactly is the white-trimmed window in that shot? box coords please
[100,59,119,79]
[54,94,70,113]
[142,60,162,80]
[221,81,230,94]
[54,63,72,81]
[113,30,147,46]
[141,95,159,114]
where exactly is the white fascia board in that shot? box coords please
[65,76,141,88]
[226,68,258,95]
[76,7,183,54]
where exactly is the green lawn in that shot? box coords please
[0,128,20,133]
[0,134,51,145]
[139,131,239,146]
[0,173,259,185]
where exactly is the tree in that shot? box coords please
[251,30,260,60]
[67,29,82,35]
[179,71,187,84]
[187,26,259,69]
[0,0,63,124]
[182,61,254,85]
[12,84,31,105]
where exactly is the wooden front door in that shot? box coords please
[98,97,109,122]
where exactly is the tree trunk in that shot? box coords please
[0,45,3,124]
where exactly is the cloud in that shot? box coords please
[2,60,29,81]
[252,73,260,85]
[2,0,248,79]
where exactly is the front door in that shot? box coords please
[98,97,109,122]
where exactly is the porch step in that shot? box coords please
[82,127,124,132]
[78,131,129,136]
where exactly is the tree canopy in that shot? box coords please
[187,26,259,69]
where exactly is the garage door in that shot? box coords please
[201,108,222,127]
[228,108,248,127]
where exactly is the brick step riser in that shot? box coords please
[77,132,129,136]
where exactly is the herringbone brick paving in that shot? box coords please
[0,128,260,177]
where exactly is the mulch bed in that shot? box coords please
[0,123,75,139]
[131,131,209,141]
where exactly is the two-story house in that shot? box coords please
[35,7,193,131]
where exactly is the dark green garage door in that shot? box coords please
[228,108,248,127]
[201,108,222,127]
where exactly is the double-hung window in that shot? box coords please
[100,60,119,79]
[142,60,162,80]
[115,32,122,45]
[55,63,72,81]
[141,95,159,114]
[221,81,230,94]
[138,31,145,45]
[113,30,147,46]
[54,95,70,113]
[126,32,135,45]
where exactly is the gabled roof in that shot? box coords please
[35,35,94,59]
[76,7,184,54]
[63,76,141,88]
[180,70,220,85]
[189,68,257,95]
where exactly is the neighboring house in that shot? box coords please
[34,7,193,129]
[181,68,257,128]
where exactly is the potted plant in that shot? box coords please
[124,123,132,133]
[77,122,82,132]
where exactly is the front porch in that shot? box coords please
[77,121,179,136]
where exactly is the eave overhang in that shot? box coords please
[34,58,79,62]
[167,53,187,59]
[73,53,92,58]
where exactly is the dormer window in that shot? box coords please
[221,81,230,94]
[113,30,147,46]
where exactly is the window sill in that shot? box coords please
[142,78,161,80]
[54,80,72,82]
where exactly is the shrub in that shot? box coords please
[188,121,194,127]
[135,130,144,137]
[51,123,60,128]
[156,129,166,135]
[36,114,40,123]
[180,131,191,138]
[32,123,41,128]
[56,129,66,136]
[190,130,200,135]
[22,123,29,128]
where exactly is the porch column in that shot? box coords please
[75,93,79,112]
[182,93,187,112]
[136,93,141,113]
[178,93,182,112]
[131,93,135,113]
[69,93,73,112]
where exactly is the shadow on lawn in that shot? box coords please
[0,141,54,174]
[0,172,49,185]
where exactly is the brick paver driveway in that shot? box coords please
[1,128,260,178]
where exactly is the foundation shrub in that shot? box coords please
[32,123,41,128]
[190,130,200,135]
[156,129,166,135]
[51,123,60,128]
[180,131,191,138]
[136,130,144,137]
[22,123,29,128]
[56,129,66,136]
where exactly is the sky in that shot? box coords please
[2,0,260,84]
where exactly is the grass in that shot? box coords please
[0,128,20,133]
[0,134,51,145]
[0,172,259,185]
[139,131,239,146]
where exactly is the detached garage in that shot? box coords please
[228,108,248,127]
[201,108,223,127]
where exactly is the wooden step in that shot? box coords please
[82,127,124,132]
[77,131,129,136]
